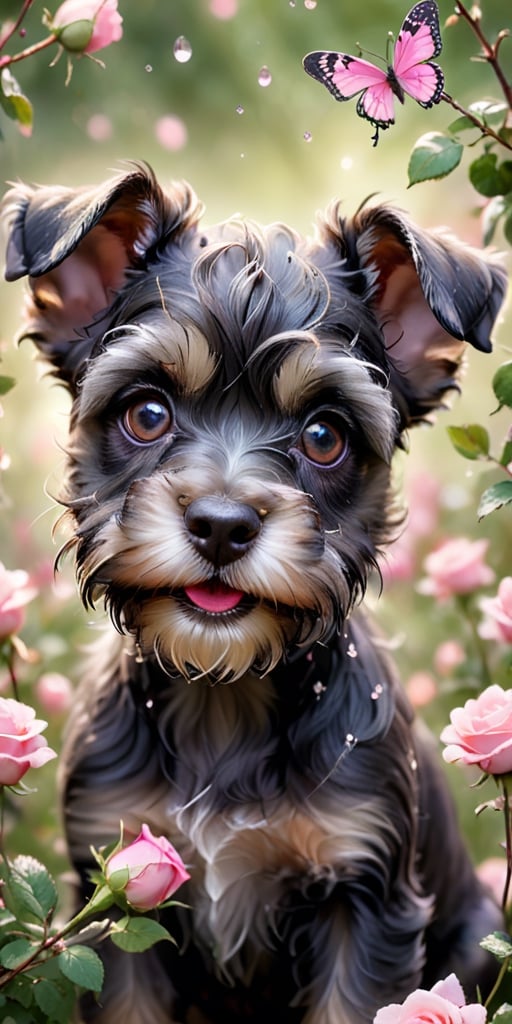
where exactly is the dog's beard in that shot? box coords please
[74,471,348,682]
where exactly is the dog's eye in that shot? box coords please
[300,419,347,466]
[123,398,173,443]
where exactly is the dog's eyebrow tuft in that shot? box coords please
[77,319,217,418]
[273,340,398,462]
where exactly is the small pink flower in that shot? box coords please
[406,671,438,708]
[476,857,509,908]
[154,115,188,151]
[373,973,486,1023]
[434,640,466,677]
[479,577,512,645]
[52,0,123,54]
[0,698,57,786]
[0,563,37,640]
[419,537,494,601]
[441,684,512,776]
[36,673,73,715]
[105,824,190,911]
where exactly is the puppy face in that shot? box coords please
[2,167,506,682]
[64,234,399,682]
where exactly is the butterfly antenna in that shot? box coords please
[385,31,395,64]
[355,42,387,67]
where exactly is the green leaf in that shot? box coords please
[482,194,508,245]
[0,873,43,923]
[480,931,512,960]
[0,376,15,396]
[469,153,512,197]
[504,205,512,247]
[491,1005,512,1023]
[469,100,509,122]
[408,132,463,186]
[499,439,512,468]
[0,69,33,131]
[447,114,481,135]
[0,938,35,970]
[11,856,58,921]
[478,480,512,519]
[493,361,512,410]
[447,424,490,460]
[57,945,104,992]
[110,915,174,953]
[34,977,76,1023]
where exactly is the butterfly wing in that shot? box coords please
[393,1,444,106]
[303,52,395,127]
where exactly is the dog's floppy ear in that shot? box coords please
[1,163,200,389]
[319,201,508,426]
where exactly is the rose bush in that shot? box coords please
[441,684,512,776]
[51,0,123,54]
[479,577,512,645]
[373,973,487,1023]
[0,696,57,786]
[0,563,36,641]
[419,537,495,601]
[105,823,190,911]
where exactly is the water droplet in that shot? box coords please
[345,733,354,744]
[370,690,379,700]
[145,64,153,72]
[145,698,154,709]
[236,104,244,114]
[304,0,317,8]
[347,643,358,658]
[258,65,272,87]
[173,36,193,62]
[303,130,313,142]
[410,757,418,772]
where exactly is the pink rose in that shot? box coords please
[36,672,73,715]
[479,577,512,645]
[0,698,57,786]
[373,973,486,1024]
[419,537,494,601]
[441,684,512,775]
[105,824,190,911]
[0,563,36,640]
[52,0,123,54]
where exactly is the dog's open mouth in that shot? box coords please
[183,581,246,614]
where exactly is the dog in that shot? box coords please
[2,163,507,1024]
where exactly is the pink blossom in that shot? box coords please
[406,671,438,708]
[479,577,512,645]
[373,973,486,1023]
[419,537,494,601]
[0,563,37,640]
[52,0,123,54]
[36,673,73,715]
[476,857,509,908]
[105,824,190,911]
[154,115,188,151]
[434,640,466,677]
[0,698,57,786]
[441,684,512,775]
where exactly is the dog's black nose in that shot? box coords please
[184,497,262,566]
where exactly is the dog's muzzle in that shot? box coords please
[183,496,262,566]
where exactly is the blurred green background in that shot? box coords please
[0,0,511,920]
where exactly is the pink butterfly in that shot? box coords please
[303,1,444,145]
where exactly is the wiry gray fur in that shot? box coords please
[1,164,507,1024]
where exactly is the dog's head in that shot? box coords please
[2,164,506,681]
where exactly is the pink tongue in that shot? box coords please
[184,582,244,613]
